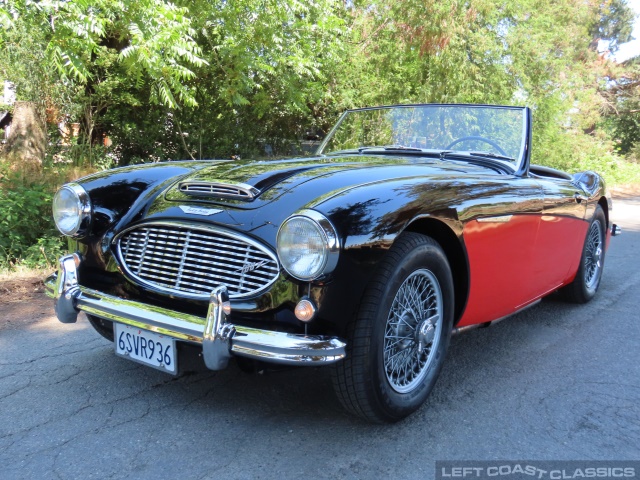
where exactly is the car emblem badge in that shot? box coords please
[238,260,269,274]
[179,206,223,216]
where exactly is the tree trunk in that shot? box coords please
[5,101,47,170]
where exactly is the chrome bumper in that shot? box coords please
[46,254,346,370]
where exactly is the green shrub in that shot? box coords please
[0,168,65,270]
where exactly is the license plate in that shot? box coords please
[114,323,177,374]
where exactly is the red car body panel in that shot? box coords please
[458,212,591,327]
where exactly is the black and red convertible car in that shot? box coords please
[47,104,620,422]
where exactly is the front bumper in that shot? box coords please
[46,254,347,371]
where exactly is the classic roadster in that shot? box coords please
[46,104,620,422]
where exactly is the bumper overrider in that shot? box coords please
[46,254,347,371]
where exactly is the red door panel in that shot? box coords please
[529,215,588,301]
[458,214,540,326]
[529,179,588,299]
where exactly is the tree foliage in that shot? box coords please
[0,0,638,170]
[1,0,206,105]
[591,0,635,52]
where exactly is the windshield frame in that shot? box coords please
[316,104,531,176]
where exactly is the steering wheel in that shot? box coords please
[445,136,508,156]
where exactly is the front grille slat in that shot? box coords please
[117,223,280,299]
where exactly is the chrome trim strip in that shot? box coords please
[452,299,541,335]
[574,192,588,203]
[78,289,205,342]
[178,181,260,201]
[517,107,528,174]
[231,329,347,364]
[113,221,280,300]
[477,215,513,223]
[48,256,347,369]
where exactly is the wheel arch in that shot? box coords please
[403,218,469,325]
[598,196,609,228]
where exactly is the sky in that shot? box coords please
[611,0,640,62]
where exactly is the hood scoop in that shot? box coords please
[178,181,260,201]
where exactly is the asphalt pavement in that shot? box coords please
[1,197,639,479]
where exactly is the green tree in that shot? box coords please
[333,0,636,175]
[161,0,347,159]
[590,0,635,52]
[0,0,207,166]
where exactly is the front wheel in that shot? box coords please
[331,232,454,423]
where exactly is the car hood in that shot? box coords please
[162,154,487,211]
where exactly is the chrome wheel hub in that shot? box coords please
[594,246,602,268]
[417,316,438,353]
[384,269,443,394]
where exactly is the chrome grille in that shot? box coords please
[116,223,279,299]
[179,182,258,200]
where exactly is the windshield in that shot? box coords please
[318,104,527,169]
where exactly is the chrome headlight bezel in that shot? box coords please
[276,209,340,281]
[52,183,92,237]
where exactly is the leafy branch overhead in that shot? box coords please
[0,0,639,169]
[2,0,207,108]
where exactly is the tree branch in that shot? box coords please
[175,116,196,161]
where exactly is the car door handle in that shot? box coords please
[574,192,588,203]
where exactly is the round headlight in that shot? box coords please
[276,210,339,281]
[53,183,91,237]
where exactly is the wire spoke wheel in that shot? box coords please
[331,232,453,422]
[559,205,606,304]
[584,219,603,290]
[384,269,443,393]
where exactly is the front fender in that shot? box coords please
[307,177,467,334]
[74,161,215,238]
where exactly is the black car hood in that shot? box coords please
[163,154,488,211]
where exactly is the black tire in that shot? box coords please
[331,232,454,423]
[560,205,607,303]
[86,314,115,342]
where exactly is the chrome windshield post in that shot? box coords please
[54,254,82,323]
[203,286,235,370]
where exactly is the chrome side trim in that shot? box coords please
[451,324,483,336]
[477,215,513,223]
[452,299,541,335]
[48,256,347,369]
